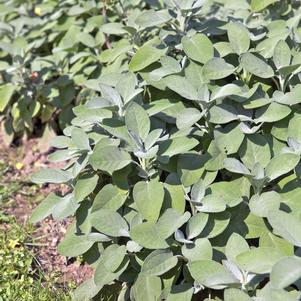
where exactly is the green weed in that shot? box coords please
[0,212,73,301]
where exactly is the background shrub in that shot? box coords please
[0,0,141,143]
[30,0,301,300]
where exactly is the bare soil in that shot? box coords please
[0,134,93,288]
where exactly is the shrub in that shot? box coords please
[0,0,138,143]
[31,0,301,300]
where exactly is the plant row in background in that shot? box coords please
[26,0,301,300]
[0,0,141,143]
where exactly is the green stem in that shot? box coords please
[278,75,285,92]
[272,77,281,91]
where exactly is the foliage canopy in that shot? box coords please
[29,0,301,300]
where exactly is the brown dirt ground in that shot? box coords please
[0,134,93,289]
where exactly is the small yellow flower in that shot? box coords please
[34,7,42,16]
[8,239,19,249]
[15,162,24,170]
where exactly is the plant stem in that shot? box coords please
[101,0,111,49]
[272,77,281,91]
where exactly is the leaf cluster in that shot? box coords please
[0,0,137,141]
[31,0,301,300]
